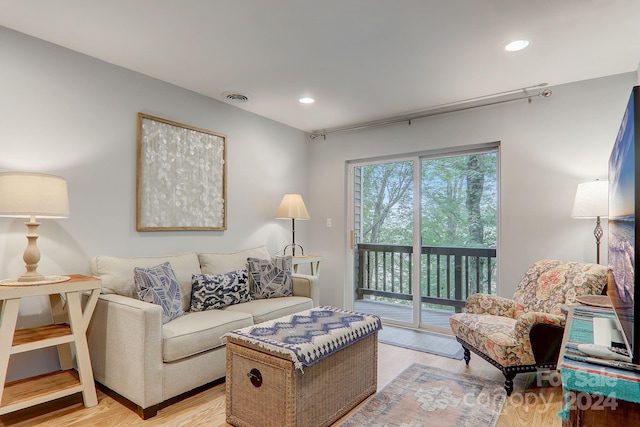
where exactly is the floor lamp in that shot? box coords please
[571,180,608,264]
[275,193,309,256]
[0,172,70,284]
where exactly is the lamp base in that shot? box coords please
[594,215,603,264]
[283,244,305,257]
[18,272,45,282]
[0,275,71,286]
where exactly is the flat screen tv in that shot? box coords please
[608,85,640,364]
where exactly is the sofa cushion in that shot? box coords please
[222,296,313,324]
[90,252,200,312]
[198,246,270,275]
[247,256,293,299]
[134,262,184,324]
[190,270,252,311]
[162,309,254,363]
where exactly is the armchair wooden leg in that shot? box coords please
[503,372,515,396]
[463,347,471,365]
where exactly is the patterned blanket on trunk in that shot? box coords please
[222,306,382,370]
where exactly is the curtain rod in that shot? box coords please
[309,83,552,140]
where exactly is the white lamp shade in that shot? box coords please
[571,180,608,218]
[0,172,70,218]
[275,193,310,220]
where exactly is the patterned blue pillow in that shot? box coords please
[190,269,251,311]
[247,256,293,299]
[133,262,184,324]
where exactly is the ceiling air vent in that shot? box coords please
[222,91,251,103]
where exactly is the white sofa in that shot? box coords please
[86,246,318,419]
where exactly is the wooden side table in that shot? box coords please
[559,305,640,426]
[292,255,322,276]
[0,274,101,415]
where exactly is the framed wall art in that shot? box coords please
[136,113,227,231]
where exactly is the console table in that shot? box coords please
[559,305,640,426]
[0,274,102,415]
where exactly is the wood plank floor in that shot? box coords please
[0,342,563,426]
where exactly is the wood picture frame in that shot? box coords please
[136,113,227,231]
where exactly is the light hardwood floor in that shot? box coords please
[0,343,563,426]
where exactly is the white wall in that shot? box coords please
[307,72,637,308]
[0,27,310,380]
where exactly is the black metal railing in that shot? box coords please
[356,243,497,313]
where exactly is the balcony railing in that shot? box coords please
[355,243,497,313]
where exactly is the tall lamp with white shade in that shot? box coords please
[275,193,310,256]
[0,172,70,284]
[571,180,608,264]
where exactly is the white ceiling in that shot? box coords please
[1,1,639,133]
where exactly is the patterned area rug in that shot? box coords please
[338,363,506,427]
[378,325,465,360]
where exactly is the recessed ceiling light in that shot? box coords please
[299,97,315,104]
[505,40,530,52]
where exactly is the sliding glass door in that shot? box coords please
[348,144,498,331]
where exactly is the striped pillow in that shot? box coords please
[247,256,293,299]
[134,262,184,324]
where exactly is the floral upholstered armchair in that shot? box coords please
[449,259,607,395]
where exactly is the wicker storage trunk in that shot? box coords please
[226,333,377,427]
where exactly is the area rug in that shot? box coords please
[378,325,465,360]
[338,363,506,427]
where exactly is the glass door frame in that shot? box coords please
[345,142,500,331]
[346,155,421,328]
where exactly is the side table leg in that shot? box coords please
[311,261,320,276]
[66,291,98,407]
[0,299,21,405]
[49,294,74,370]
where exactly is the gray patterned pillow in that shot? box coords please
[134,262,184,324]
[190,270,251,311]
[247,256,293,299]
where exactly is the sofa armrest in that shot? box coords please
[514,311,565,344]
[292,273,319,306]
[86,293,164,409]
[464,293,515,317]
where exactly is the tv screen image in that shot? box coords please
[608,85,640,364]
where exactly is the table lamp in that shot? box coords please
[571,180,608,264]
[0,172,70,283]
[275,193,309,256]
